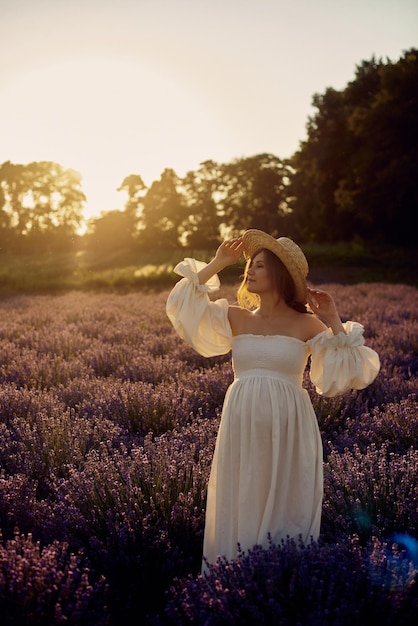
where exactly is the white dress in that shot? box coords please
[166,259,380,566]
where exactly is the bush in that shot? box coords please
[0,529,108,625]
[166,537,418,625]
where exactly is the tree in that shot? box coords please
[219,154,294,237]
[117,173,147,240]
[289,88,351,242]
[335,51,418,245]
[138,168,186,250]
[181,160,223,248]
[0,160,85,252]
[85,210,133,254]
[0,172,16,251]
[289,50,418,246]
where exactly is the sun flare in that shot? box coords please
[0,55,235,221]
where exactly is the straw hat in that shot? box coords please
[242,229,309,303]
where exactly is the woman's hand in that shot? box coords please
[215,238,244,267]
[307,287,337,318]
[307,287,345,335]
[197,238,244,285]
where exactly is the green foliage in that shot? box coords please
[138,168,187,250]
[0,161,85,253]
[0,244,415,297]
[217,153,294,235]
[290,49,418,246]
[181,160,224,249]
[84,210,133,254]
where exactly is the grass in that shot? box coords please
[0,242,416,297]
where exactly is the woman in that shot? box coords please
[166,229,380,568]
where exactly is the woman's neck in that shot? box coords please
[255,294,290,319]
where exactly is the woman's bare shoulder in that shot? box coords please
[300,312,327,340]
[228,304,250,320]
[228,305,251,333]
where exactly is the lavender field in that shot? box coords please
[0,282,417,625]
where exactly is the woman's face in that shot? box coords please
[246,251,274,295]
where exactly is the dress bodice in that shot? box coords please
[232,334,309,388]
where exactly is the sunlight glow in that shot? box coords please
[1,0,415,225]
[1,55,236,221]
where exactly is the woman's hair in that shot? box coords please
[237,248,308,313]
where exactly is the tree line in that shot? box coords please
[1,49,416,255]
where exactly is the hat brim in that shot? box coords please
[242,229,308,304]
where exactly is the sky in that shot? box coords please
[0,0,417,222]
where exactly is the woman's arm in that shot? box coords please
[197,238,244,285]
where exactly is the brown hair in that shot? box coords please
[237,248,308,313]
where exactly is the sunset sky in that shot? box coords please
[1,0,416,221]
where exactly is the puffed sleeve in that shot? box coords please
[166,258,232,357]
[307,321,380,398]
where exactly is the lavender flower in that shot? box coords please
[0,283,416,623]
